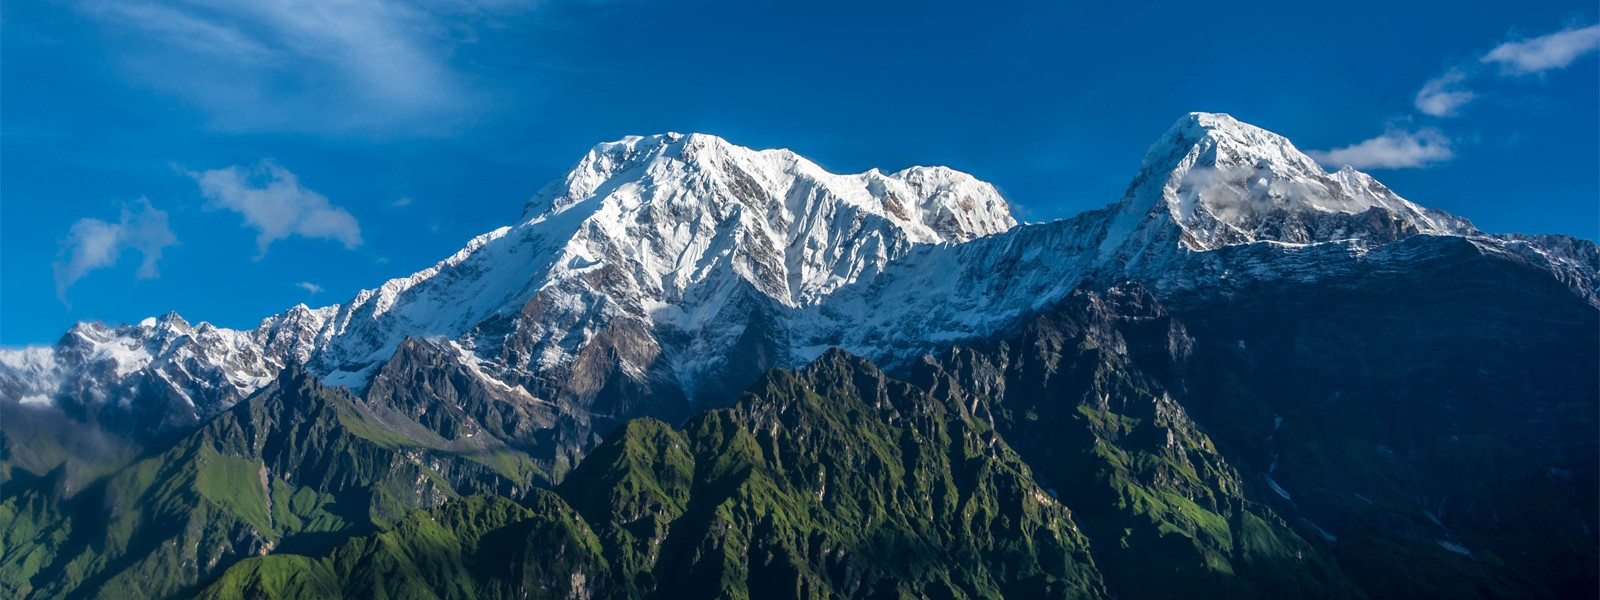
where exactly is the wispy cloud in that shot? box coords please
[81,0,535,135]
[391,197,414,208]
[189,160,363,257]
[53,198,178,301]
[1412,23,1600,120]
[1322,22,1596,169]
[295,281,324,294]
[1482,24,1600,75]
[1309,128,1453,170]
[1414,69,1475,117]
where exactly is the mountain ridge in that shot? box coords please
[2,124,1595,600]
[3,113,1594,449]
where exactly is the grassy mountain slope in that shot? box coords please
[1,367,544,600]
[201,350,1109,599]
[1168,240,1600,599]
[197,492,608,600]
[911,286,1358,599]
[7,252,1594,599]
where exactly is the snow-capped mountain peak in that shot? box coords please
[524,132,1014,243]
[1109,112,1474,252]
[253,132,1016,389]
[4,116,1591,443]
[5,131,1019,429]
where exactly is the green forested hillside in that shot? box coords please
[3,284,1594,599]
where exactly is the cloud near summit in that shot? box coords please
[1309,128,1454,170]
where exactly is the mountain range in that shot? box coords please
[2,113,1595,599]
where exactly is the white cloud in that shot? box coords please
[1339,23,1597,169]
[295,281,324,294]
[391,197,413,208]
[81,0,534,134]
[1414,69,1475,117]
[189,160,363,257]
[53,198,178,301]
[1482,24,1600,75]
[1309,128,1454,170]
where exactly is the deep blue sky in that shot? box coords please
[4,0,1598,345]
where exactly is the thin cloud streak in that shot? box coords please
[1412,23,1600,120]
[81,0,535,135]
[1482,24,1600,75]
[1329,21,1599,168]
[53,198,178,302]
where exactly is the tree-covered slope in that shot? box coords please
[0,366,544,600]
[1165,237,1600,599]
[197,492,608,600]
[911,285,1357,599]
[637,349,1106,598]
[200,350,1109,599]
[7,274,1594,600]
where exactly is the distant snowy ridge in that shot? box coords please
[778,113,1593,363]
[4,114,1594,435]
